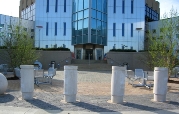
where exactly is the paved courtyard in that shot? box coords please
[0,71,179,113]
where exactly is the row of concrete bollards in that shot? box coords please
[20,65,168,103]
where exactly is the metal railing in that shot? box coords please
[106,56,129,69]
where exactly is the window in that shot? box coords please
[113,23,116,37]
[152,29,156,33]
[46,0,49,12]
[131,23,133,37]
[114,0,116,13]
[63,22,66,36]
[122,23,125,36]
[55,0,58,12]
[176,34,179,38]
[122,0,125,14]
[55,22,57,35]
[131,0,133,14]
[64,0,66,12]
[46,22,48,36]
[31,29,34,32]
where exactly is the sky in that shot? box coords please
[0,0,179,18]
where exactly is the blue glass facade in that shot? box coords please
[72,0,107,46]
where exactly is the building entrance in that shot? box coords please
[85,49,93,60]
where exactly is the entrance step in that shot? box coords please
[71,59,107,64]
[70,63,112,71]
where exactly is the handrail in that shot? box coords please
[58,56,74,64]
[106,57,128,67]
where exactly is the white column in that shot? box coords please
[20,65,34,100]
[153,67,168,102]
[111,66,126,104]
[64,65,78,102]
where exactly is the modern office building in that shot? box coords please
[19,0,160,60]
[0,14,34,46]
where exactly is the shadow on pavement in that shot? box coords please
[169,101,179,106]
[0,94,15,103]
[27,99,62,110]
[123,102,178,114]
[71,101,116,112]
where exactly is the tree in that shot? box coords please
[146,8,179,78]
[0,19,39,76]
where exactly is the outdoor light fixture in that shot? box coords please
[36,26,43,49]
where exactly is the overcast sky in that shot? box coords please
[0,0,179,18]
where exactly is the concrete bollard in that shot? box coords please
[153,67,168,102]
[64,65,78,102]
[20,65,34,100]
[111,66,126,104]
[0,73,8,95]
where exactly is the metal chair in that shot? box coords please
[43,67,57,85]
[14,67,21,79]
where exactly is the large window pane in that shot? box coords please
[73,13,77,21]
[97,11,101,20]
[84,0,89,9]
[73,0,78,12]
[83,35,88,43]
[77,36,82,43]
[78,0,83,11]
[83,18,88,34]
[91,35,96,43]
[92,9,96,18]
[97,20,102,35]
[97,36,102,44]
[91,18,96,34]
[72,22,76,36]
[102,14,107,22]
[97,0,102,11]
[103,0,107,13]
[75,21,78,35]
[78,20,83,35]
[72,36,76,44]
[92,0,96,9]
[78,11,83,20]
[84,9,89,18]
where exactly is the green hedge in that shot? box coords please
[110,49,137,52]
[37,47,70,51]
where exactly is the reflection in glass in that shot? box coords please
[78,11,83,20]
[84,9,89,18]
[97,11,101,20]
[92,0,96,9]
[91,18,96,35]
[78,20,83,35]
[97,0,102,11]
[83,35,88,43]
[83,18,88,34]
[97,20,101,35]
[73,0,78,12]
[97,36,102,44]
[77,36,82,44]
[84,0,89,9]
[92,10,96,18]
[78,0,83,11]
[91,35,96,43]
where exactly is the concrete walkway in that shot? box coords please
[1,71,179,114]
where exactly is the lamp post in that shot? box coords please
[36,26,43,49]
[136,28,142,52]
[0,24,4,46]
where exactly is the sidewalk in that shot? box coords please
[0,106,179,114]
